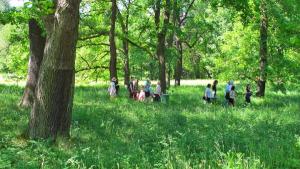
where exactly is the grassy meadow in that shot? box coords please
[0,83,300,168]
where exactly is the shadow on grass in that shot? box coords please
[1,84,300,168]
[68,86,300,168]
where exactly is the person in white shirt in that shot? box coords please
[204,84,213,103]
[138,86,146,101]
[229,85,236,106]
[153,81,161,102]
[225,80,234,102]
[108,77,117,97]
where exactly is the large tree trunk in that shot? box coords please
[109,0,118,80]
[257,0,268,97]
[155,0,171,94]
[20,19,45,107]
[29,0,81,139]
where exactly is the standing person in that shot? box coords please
[144,80,151,98]
[108,77,117,97]
[138,86,146,102]
[212,80,218,100]
[115,78,120,95]
[225,80,233,103]
[204,84,213,103]
[133,79,139,100]
[153,81,161,102]
[128,77,134,98]
[245,84,252,104]
[229,85,236,106]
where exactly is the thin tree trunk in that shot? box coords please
[109,0,118,80]
[167,63,171,88]
[123,38,130,86]
[191,52,201,79]
[174,0,194,85]
[29,0,81,139]
[257,0,268,97]
[174,0,182,85]
[175,41,183,86]
[194,61,201,79]
[149,61,155,80]
[20,19,45,107]
[166,0,178,88]
[118,2,131,86]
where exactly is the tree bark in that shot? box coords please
[173,0,183,86]
[109,0,118,80]
[29,0,81,139]
[166,0,178,88]
[20,19,45,107]
[118,2,131,86]
[257,0,268,97]
[174,41,183,86]
[155,0,171,94]
[123,36,130,86]
[194,61,201,79]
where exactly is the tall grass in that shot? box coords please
[0,84,300,168]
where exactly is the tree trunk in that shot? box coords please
[157,33,167,93]
[123,38,130,86]
[149,61,156,80]
[191,53,201,79]
[174,0,184,86]
[166,0,178,88]
[167,63,171,88]
[119,3,130,86]
[174,41,183,86]
[20,19,45,107]
[257,0,268,97]
[29,0,81,139]
[109,0,118,80]
[174,0,195,85]
[155,0,171,94]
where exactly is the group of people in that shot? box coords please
[108,77,162,102]
[109,77,253,106]
[203,80,253,106]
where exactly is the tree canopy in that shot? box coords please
[0,0,299,90]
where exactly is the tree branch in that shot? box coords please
[77,42,110,48]
[75,66,110,73]
[79,29,109,41]
[179,0,196,26]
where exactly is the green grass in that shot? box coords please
[0,84,300,168]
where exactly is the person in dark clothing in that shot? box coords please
[245,84,252,104]
[133,79,139,100]
[203,84,213,103]
[115,78,120,95]
[212,80,218,100]
[144,80,151,98]
[128,77,134,98]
